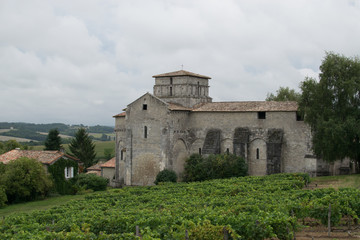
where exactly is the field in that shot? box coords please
[0,135,35,142]
[31,141,115,159]
[1,173,360,239]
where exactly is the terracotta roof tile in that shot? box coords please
[100,157,115,168]
[113,112,126,117]
[168,103,192,111]
[87,163,102,171]
[0,149,79,165]
[192,101,298,112]
[152,70,211,79]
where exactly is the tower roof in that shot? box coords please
[152,70,211,79]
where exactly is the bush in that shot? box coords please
[0,186,7,207]
[72,173,108,191]
[183,154,247,182]
[154,169,177,185]
[2,157,53,203]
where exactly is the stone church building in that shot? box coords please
[114,70,350,186]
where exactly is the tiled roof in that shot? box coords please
[113,112,126,117]
[0,149,79,165]
[87,163,101,171]
[152,70,211,79]
[101,157,115,168]
[192,101,298,112]
[168,103,192,111]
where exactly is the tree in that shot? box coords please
[0,142,4,154]
[266,87,301,101]
[69,128,96,169]
[298,52,360,171]
[104,148,114,160]
[4,140,21,152]
[2,157,53,203]
[44,129,62,150]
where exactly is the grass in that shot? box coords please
[0,194,86,217]
[310,174,360,189]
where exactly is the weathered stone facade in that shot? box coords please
[114,70,351,186]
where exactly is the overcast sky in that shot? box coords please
[1,0,360,126]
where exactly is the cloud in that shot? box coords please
[0,0,359,125]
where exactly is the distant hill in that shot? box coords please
[0,122,114,144]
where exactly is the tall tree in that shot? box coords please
[299,52,360,171]
[266,87,301,101]
[44,129,62,150]
[69,128,96,168]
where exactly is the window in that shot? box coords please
[256,148,259,159]
[120,150,124,160]
[64,167,74,179]
[226,148,230,155]
[170,77,173,85]
[199,148,202,155]
[197,82,200,96]
[144,126,148,138]
[170,87,173,96]
[142,104,147,110]
[258,111,266,119]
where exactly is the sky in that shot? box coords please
[1,0,360,126]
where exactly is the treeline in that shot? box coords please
[0,129,47,142]
[0,122,114,144]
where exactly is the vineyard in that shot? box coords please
[1,173,360,239]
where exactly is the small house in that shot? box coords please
[0,149,81,179]
[100,157,115,187]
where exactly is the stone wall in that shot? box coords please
[101,167,116,187]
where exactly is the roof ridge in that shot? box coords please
[152,70,211,79]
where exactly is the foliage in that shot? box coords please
[266,86,301,101]
[69,128,96,169]
[72,173,108,191]
[104,148,114,160]
[0,186,7,208]
[298,52,360,169]
[48,158,79,195]
[2,173,360,239]
[44,129,62,150]
[0,162,5,175]
[0,129,47,142]
[154,169,177,185]
[0,140,24,154]
[87,125,114,133]
[183,154,247,182]
[1,157,53,204]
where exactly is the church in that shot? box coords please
[113,70,350,186]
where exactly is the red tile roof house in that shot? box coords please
[86,158,116,187]
[0,149,81,180]
[100,157,116,187]
[86,163,102,176]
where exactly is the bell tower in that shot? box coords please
[152,70,212,108]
